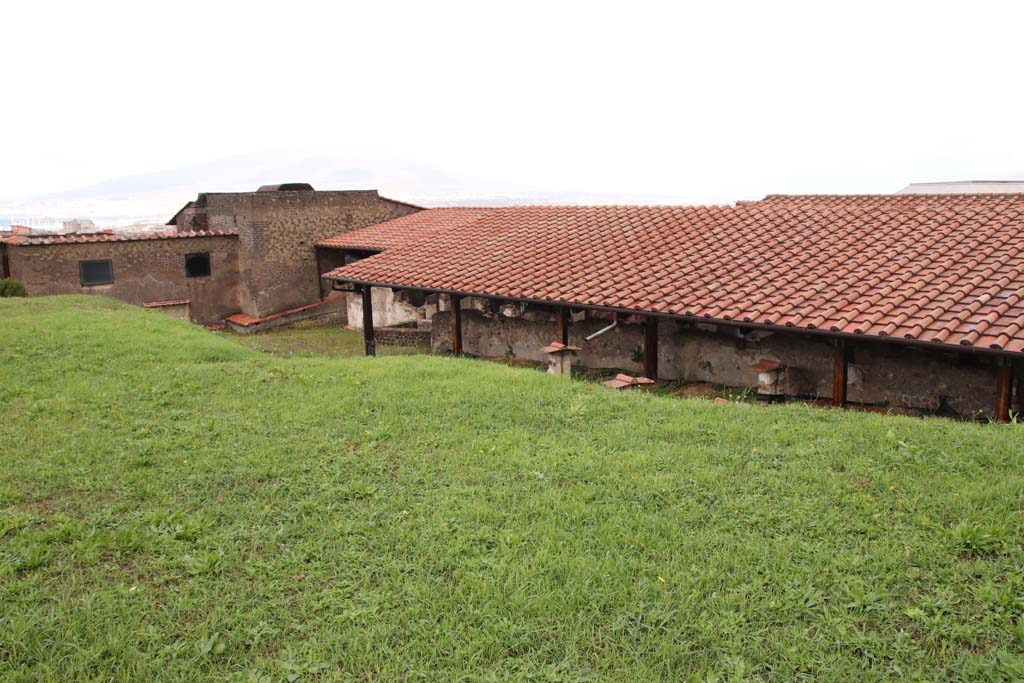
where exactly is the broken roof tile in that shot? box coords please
[539,341,581,354]
[748,359,784,373]
[602,373,656,389]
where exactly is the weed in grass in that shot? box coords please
[183,550,224,576]
[951,520,1012,557]
[12,544,51,574]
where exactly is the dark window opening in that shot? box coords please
[343,249,381,265]
[79,260,113,286]
[185,253,211,278]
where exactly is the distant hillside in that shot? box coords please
[0,150,711,227]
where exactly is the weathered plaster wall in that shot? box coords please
[175,191,419,317]
[432,307,656,372]
[665,322,1006,415]
[346,289,441,330]
[431,306,1017,418]
[6,236,240,324]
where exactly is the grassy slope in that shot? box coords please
[2,296,1023,682]
[227,322,427,358]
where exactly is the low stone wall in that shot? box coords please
[376,326,432,347]
[431,307,1021,418]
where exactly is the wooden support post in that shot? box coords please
[556,307,570,346]
[832,340,848,407]
[361,286,375,357]
[995,360,1013,423]
[450,294,463,355]
[1015,364,1024,416]
[644,316,659,380]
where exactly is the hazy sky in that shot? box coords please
[4,0,1024,203]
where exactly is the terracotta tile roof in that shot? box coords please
[4,229,237,246]
[323,194,1024,354]
[317,208,495,252]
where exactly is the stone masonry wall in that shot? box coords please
[431,306,1020,418]
[375,326,432,347]
[176,191,419,317]
[5,236,240,324]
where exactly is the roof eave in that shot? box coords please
[322,273,1024,360]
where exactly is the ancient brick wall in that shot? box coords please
[6,236,240,324]
[375,326,432,347]
[175,191,419,317]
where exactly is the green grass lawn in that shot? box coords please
[2,296,1024,682]
[226,322,427,358]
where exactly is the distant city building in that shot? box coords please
[898,180,1024,194]
[61,219,97,233]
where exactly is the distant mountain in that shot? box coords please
[0,151,712,227]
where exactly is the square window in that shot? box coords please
[185,253,211,278]
[79,260,113,286]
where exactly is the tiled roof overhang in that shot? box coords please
[321,194,1024,357]
[4,230,237,246]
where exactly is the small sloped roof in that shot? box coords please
[166,201,195,225]
[3,229,237,246]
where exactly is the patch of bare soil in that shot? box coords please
[671,382,722,398]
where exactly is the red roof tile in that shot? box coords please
[602,374,656,389]
[539,341,581,354]
[748,359,783,373]
[317,208,495,251]
[225,295,344,327]
[322,194,1024,354]
[5,230,237,246]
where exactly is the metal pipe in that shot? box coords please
[584,319,618,342]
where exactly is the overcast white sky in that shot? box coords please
[3,0,1024,204]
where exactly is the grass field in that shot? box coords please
[2,296,1024,682]
[227,322,428,359]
